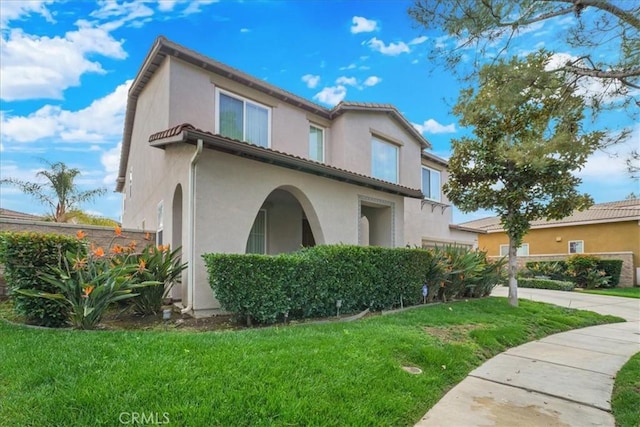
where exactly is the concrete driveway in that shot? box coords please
[416,287,640,427]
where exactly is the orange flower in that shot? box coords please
[137,258,146,273]
[76,230,86,240]
[114,225,122,237]
[82,285,95,298]
[110,245,124,254]
[92,247,105,257]
[72,256,87,271]
[144,232,151,241]
[158,244,169,252]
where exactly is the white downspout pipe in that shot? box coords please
[182,139,203,314]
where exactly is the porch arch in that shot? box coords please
[244,185,325,254]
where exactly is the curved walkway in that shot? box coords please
[416,287,640,427]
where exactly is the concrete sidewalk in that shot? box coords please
[416,288,640,427]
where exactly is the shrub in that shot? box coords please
[518,278,575,291]
[128,245,187,315]
[15,231,159,329]
[0,232,83,327]
[597,260,623,288]
[204,245,505,324]
[566,254,601,288]
[525,261,566,281]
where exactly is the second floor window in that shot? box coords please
[371,137,398,183]
[216,90,270,148]
[309,125,324,162]
[422,166,441,201]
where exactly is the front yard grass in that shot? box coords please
[0,297,623,426]
[578,287,640,299]
[612,352,640,427]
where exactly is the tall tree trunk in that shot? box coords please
[508,236,518,307]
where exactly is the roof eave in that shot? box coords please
[151,129,424,199]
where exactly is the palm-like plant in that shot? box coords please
[0,160,106,222]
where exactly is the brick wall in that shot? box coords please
[0,218,155,297]
[490,251,636,287]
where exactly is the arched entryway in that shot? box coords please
[245,186,323,254]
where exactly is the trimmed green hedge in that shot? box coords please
[0,232,84,327]
[204,245,505,324]
[518,277,575,291]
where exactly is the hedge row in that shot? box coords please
[204,245,505,324]
[0,232,84,327]
[525,258,623,288]
[517,278,575,291]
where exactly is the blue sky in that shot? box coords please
[1,0,638,224]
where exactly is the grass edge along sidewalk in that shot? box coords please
[0,297,623,426]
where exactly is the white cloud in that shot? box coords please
[0,0,54,29]
[313,86,347,106]
[367,37,410,56]
[351,16,377,34]
[363,76,382,87]
[1,80,131,144]
[301,74,320,89]
[101,142,122,185]
[412,119,457,134]
[409,36,427,45]
[181,0,218,16]
[240,28,250,33]
[577,149,628,180]
[339,63,357,71]
[157,0,179,12]
[336,76,358,86]
[1,24,127,101]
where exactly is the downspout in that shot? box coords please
[182,139,204,314]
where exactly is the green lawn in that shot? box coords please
[578,287,640,298]
[0,298,623,426]
[612,352,640,427]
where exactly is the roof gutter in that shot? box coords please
[181,139,204,315]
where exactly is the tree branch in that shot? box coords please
[562,64,640,80]
[497,6,575,27]
[539,0,640,29]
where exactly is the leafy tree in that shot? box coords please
[408,0,640,103]
[444,51,602,306]
[409,0,638,170]
[0,160,106,223]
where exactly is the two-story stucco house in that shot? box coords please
[116,37,477,316]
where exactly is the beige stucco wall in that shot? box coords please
[121,54,479,315]
[329,112,423,190]
[189,150,406,314]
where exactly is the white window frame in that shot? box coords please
[246,209,267,254]
[568,240,584,254]
[421,166,441,202]
[500,243,529,257]
[309,124,325,163]
[215,88,272,148]
[371,137,399,184]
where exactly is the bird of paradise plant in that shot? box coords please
[16,231,159,329]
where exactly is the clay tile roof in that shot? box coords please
[459,198,640,232]
[149,123,195,142]
[148,124,425,199]
[0,208,43,221]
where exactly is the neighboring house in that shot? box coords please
[116,36,478,316]
[460,199,640,286]
[0,208,43,221]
